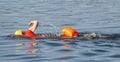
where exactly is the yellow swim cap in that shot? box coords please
[14,30,23,35]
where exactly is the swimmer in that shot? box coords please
[14,20,81,39]
[14,20,100,39]
[14,20,41,38]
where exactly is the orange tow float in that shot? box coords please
[62,27,80,38]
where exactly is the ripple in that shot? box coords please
[81,52,99,57]
[44,42,63,46]
[54,56,77,60]
[57,49,73,52]
[108,54,120,58]
[62,23,77,26]
[95,44,114,47]
[1,54,23,57]
[31,58,52,62]
[92,49,109,53]
[0,54,24,60]
[19,56,39,59]
[115,45,120,48]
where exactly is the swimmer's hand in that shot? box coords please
[28,20,39,32]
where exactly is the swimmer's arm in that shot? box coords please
[28,20,39,32]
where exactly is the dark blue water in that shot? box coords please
[0,0,120,62]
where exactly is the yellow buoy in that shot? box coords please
[14,30,23,36]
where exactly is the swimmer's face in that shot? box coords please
[22,32,25,35]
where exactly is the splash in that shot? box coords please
[36,23,61,36]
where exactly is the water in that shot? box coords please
[0,0,120,62]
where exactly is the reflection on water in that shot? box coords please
[1,35,120,62]
[16,39,40,54]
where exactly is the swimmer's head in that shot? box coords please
[14,30,23,36]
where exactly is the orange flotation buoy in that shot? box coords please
[62,27,80,38]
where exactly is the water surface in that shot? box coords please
[0,0,120,62]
